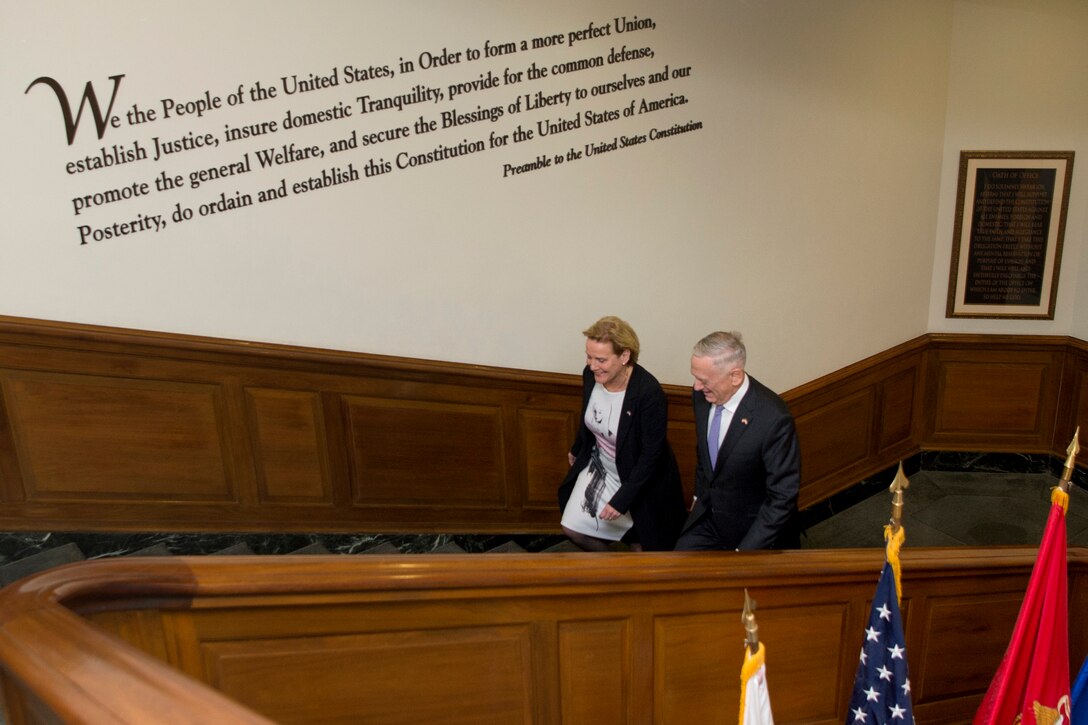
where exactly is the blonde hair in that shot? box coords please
[583,316,639,365]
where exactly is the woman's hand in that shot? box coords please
[599,503,622,521]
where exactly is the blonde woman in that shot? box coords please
[558,316,686,551]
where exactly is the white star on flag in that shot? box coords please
[845,561,914,724]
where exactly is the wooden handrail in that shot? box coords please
[0,549,1085,723]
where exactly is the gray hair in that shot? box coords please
[692,331,746,370]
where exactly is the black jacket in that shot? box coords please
[558,364,686,550]
[683,374,801,549]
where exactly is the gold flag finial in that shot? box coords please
[1057,427,1080,494]
[888,462,909,533]
[742,589,759,654]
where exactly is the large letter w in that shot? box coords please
[25,74,125,146]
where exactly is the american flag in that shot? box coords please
[846,561,914,724]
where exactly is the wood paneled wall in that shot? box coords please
[0,548,1084,724]
[786,334,1088,508]
[0,316,1084,533]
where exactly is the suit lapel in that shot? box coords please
[713,386,756,473]
[693,394,713,473]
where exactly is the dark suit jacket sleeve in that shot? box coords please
[736,410,800,550]
[608,368,668,514]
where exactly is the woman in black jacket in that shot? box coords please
[558,316,686,551]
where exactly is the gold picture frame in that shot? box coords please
[946,150,1074,319]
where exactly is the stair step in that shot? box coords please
[0,542,85,586]
[289,542,331,555]
[210,542,255,556]
[360,542,402,554]
[541,539,581,553]
[484,541,527,554]
[128,543,173,557]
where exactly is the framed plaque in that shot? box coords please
[946,150,1074,319]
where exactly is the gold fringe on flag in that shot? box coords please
[1051,485,1069,515]
[739,641,766,724]
[883,523,905,604]
[884,462,909,604]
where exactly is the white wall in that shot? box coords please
[928,0,1088,336]
[6,1,1078,392]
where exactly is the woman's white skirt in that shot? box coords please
[560,455,633,541]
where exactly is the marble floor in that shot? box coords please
[801,469,1088,549]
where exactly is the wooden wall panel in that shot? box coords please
[785,343,926,507]
[343,395,507,508]
[558,619,628,723]
[246,389,330,504]
[794,390,874,488]
[654,611,733,723]
[0,316,1082,533]
[0,385,25,503]
[519,407,579,510]
[913,593,1024,704]
[1056,340,1088,467]
[924,338,1066,452]
[934,360,1046,434]
[1,369,233,502]
[204,627,534,725]
[879,368,916,451]
[745,603,851,723]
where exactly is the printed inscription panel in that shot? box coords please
[2,370,232,501]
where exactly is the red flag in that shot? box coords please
[973,489,1071,725]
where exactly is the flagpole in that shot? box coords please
[1057,427,1080,495]
[845,463,914,724]
[887,461,908,533]
[885,462,909,603]
[739,589,773,725]
[742,589,759,656]
[972,430,1076,725]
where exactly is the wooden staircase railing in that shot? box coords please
[0,548,1085,724]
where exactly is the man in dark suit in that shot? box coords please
[674,331,801,550]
